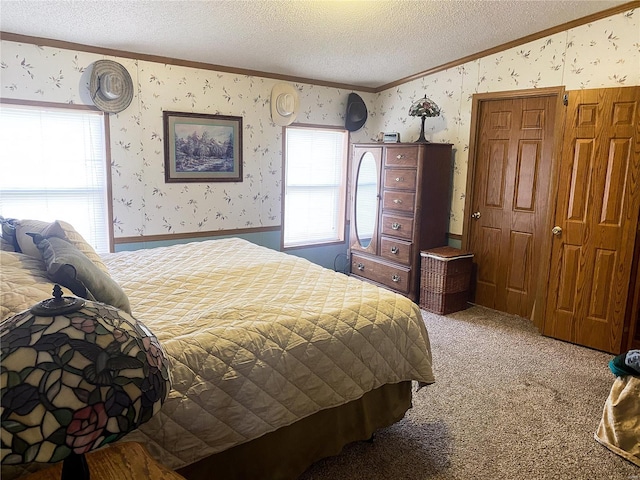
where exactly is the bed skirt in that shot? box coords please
[177,381,413,480]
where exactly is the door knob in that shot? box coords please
[471,211,481,219]
[552,226,562,236]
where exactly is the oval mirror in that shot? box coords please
[354,152,378,248]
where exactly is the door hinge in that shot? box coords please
[563,93,568,106]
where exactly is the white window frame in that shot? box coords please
[282,125,349,249]
[0,100,112,253]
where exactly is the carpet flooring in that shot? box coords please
[299,305,639,480]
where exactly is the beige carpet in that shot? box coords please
[299,305,639,480]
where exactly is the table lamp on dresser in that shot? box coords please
[0,285,171,480]
[408,94,441,143]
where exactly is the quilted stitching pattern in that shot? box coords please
[1,251,75,320]
[0,239,434,475]
[103,238,434,470]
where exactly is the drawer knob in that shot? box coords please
[391,222,401,230]
[393,199,402,204]
[391,274,401,283]
[395,177,404,182]
[357,262,365,271]
[391,246,399,254]
[396,154,405,159]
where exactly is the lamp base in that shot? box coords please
[61,453,90,480]
[415,116,430,143]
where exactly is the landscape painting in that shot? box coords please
[163,111,243,182]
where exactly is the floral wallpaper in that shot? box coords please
[373,7,638,234]
[0,8,638,240]
[0,46,373,239]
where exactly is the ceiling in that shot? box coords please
[0,0,631,90]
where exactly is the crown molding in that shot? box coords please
[0,31,376,94]
[376,1,639,92]
[1,1,637,94]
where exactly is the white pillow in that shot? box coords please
[14,219,110,275]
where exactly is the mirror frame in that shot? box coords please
[350,146,382,255]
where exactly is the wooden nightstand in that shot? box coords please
[24,442,185,480]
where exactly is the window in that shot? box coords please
[283,126,348,248]
[0,103,111,253]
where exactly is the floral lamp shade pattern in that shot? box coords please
[408,95,441,118]
[408,95,441,143]
[0,302,171,465]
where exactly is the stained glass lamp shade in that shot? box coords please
[408,95,441,143]
[0,286,171,480]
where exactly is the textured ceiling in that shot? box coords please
[0,0,631,89]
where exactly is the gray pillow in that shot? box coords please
[0,216,19,252]
[32,234,131,313]
[1,236,15,252]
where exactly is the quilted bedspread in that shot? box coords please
[0,251,77,320]
[1,238,434,473]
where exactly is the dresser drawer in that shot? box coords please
[351,254,411,293]
[379,236,412,265]
[383,168,417,190]
[385,147,419,167]
[381,213,414,240]
[382,190,415,214]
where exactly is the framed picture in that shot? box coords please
[163,111,243,183]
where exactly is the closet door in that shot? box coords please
[467,93,557,318]
[543,87,640,353]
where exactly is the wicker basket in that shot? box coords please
[420,290,469,315]
[419,246,473,314]
[421,267,471,294]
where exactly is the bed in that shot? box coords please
[1,220,435,479]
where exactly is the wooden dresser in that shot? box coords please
[349,142,452,301]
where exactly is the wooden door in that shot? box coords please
[542,86,640,353]
[467,93,558,318]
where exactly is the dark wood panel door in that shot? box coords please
[469,95,557,317]
[543,86,640,353]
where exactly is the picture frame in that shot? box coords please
[163,111,243,183]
